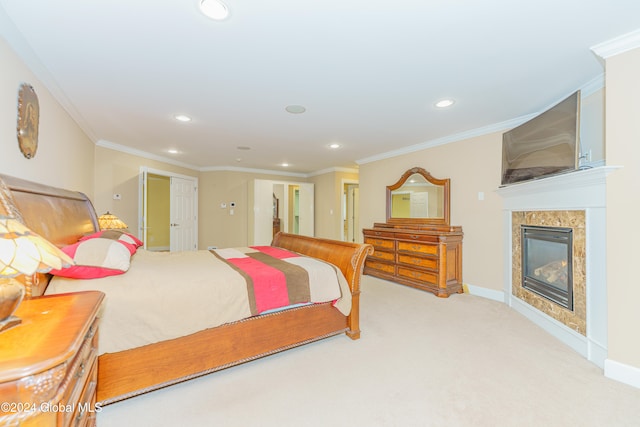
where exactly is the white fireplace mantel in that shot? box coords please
[496,166,620,210]
[496,166,621,369]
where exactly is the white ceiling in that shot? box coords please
[2,1,640,175]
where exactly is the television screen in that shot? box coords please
[501,91,580,186]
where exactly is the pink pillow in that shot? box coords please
[81,230,143,254]
[49,238,132,279]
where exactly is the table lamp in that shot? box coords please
[98,211,128,230]
[0,216,74,332]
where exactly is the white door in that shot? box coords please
[140,169,149,247]
[297,183,314,237]
[252,179,275,246]
[139,168,198,252]
[170,177,196,251]
[410,192,429,218]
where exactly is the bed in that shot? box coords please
[0,173,373,405]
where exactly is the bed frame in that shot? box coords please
[0,174,373,405]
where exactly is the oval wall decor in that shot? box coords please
[16,83,40,159]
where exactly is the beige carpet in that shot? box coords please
[97,276,640,426]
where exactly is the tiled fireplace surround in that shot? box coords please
[496,166,618,369]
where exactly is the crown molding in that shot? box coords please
[580,74,605,98]
[97,140,202,171]
[98,140,357,178]
[591,28,640,59]
[357,79,605,167]
[307,167,359,177]
[200,165,309,178]
[1,5,98,142]
[356,115,533,166]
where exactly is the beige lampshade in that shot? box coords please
[0,216,74,330]
[0,216,74,277]
[98,211,128,230]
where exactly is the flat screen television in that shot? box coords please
[501,90,580,186]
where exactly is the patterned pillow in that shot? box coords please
[80,230,143,254]
[49,238,132,279]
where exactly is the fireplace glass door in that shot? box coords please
[521,225,573,310]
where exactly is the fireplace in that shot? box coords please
[497,166,618,369]
[521,225,573,310]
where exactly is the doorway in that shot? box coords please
[342,180,360,243]
[139,167,198,251]
[250,179,314,245]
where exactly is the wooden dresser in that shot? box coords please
[363,223,463,297]
[0,291,104,427]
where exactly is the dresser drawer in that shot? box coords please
[368,249,394,262]
[397,240,438,255]
[365,259,395,275]
[71,361,98,427]
[397,254,438,270]
[397,266,438,285]
[364,237,394,250]
[363,229,395,239]
[395,232,438,242]
[57,318,99,427]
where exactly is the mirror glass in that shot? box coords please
[386,167,450,225]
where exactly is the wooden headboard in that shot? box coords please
[0,174,99,296]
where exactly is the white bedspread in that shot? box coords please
[45,248,351,355]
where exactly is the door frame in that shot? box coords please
[138,167,199,250]
[341,179,359,242]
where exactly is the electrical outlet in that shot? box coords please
[113,193,121,200]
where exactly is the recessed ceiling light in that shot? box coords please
[168,149,179,154]
[285,105,306,114]
[329,143,342,149]
[200,0,229,21]
[175,114,192,122]
[435,99,455,108]
[281,163,289,167]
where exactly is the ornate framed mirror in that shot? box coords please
[386,167,450,226]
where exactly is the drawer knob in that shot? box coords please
[77,362,86,378]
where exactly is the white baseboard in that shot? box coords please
[605,359,640,389]
[464,283,505,302]
[466,284,612,370]
[509,296,591,360]
[466,285,640,389]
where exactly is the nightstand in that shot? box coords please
[0,291,104,427]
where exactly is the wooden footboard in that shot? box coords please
[272,232,373,339]
[98,302,347,404]
[97,234,372,404]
